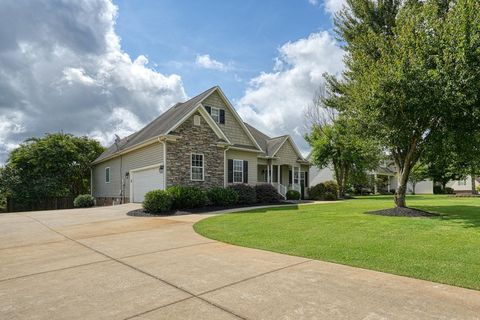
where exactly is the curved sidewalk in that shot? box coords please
[0,203,479,319]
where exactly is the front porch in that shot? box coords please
[257,163,307,199]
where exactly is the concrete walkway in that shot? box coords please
[1,204,479,319]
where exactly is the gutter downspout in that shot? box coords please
[158,137,167,189]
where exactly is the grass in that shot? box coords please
[194,195,480,290]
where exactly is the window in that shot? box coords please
[205,106,225,124]
[105,167,110,183]
[191,154,204,181]
[233,159,244,183]
[210,107,220,123]
[458,179,467,186]
[294,171,299,184]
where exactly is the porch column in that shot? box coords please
[277,165,281,185]
[267,162,270,183]
[374,173,378,194]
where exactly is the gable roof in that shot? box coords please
[93,87,229,164]
[244,123,307,161]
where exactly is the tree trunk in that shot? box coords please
[471,174,477,195]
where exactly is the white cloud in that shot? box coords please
[0,0,187,163]
[323,0,347,14]
[237,31,344,152]
[195,54,229,71]
[308,0,319,5]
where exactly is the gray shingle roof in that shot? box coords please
[244,123,295,158]
[93,85,306,165]
[93,86,218,164]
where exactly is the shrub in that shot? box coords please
[167,186,207,209]
[286,189,301,200]
[308,183,326,200]
[323,181,339,198]
[74,194,95,208]
[477,185,480,193]
[308,180,339,200]
[143,190,173,214]
[433,185,444,194]
[207,187,238,207]
[227,184,257,205]
[445,187,455,194]
[255,184,282,203]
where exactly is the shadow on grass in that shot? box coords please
[414,205,480,228]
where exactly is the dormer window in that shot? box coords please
[204,106,225,124]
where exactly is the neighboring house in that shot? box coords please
[447,176,480,194]
[91,86,310,204]
[308,159,434,194]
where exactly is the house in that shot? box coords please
[91,86,310,204]
[447,176,479,194]
[308,159,434,194]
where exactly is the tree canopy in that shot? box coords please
[327,0,480,207]
[0,133,104,206]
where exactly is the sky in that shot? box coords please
[0,0,346,164]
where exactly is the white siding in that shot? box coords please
[407,179,433,194]
[309,166,335,187]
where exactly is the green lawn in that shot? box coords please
[194,195,480,290]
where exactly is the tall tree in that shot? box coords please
[0,133,104,205]
[328,0,480,207]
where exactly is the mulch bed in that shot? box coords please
[365,207,439,218]
[127,201,292,217]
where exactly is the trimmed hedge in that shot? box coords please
[286,189,301,200]
[309,180,339,201]
[73,194,95,208]
[207,187,238,207]
[228,184,257,205]
[167,186,207,209]
[255,184,282,203]
[143,190,173,214]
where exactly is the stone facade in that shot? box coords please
[166,112,224,189]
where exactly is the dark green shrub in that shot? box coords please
[207,187,238,207]
[143,190,173,214]
[74,194,95,208]
[308,181,339,200]
[322,192,337,201]
[445,187,455,194]
[286,189,301,200]
[255,184,282,203]
[227,184,256,205]
[433,185,443,194]
[323,180,339,198]
[166,186,207,209]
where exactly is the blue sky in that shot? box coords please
[114,0,335,100]
[0,0,345,163]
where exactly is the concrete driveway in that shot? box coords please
[1,204,479,320]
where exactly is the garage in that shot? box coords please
[130,166,164,203]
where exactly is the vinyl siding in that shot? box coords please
[273,139,299,165]
[92,142,164,199]
[203,92,255,147]
[226,149,258,185]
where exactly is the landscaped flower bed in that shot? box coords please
[129,184,288,216]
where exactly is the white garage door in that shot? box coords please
[131,166,164,203]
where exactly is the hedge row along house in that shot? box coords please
[91,86,310,204]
